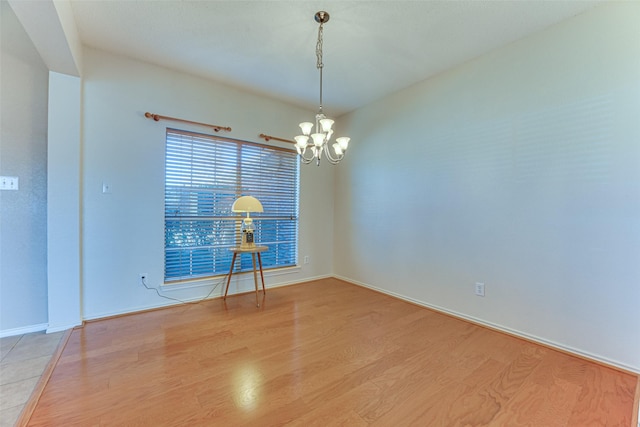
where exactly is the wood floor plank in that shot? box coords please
[25,278,638,426]
[566,363,636,426]
[284,382,376,427]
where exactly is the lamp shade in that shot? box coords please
[319,118,334,132]
[231,196,264,213]
[295,135,309,148]
[336,137,350,151]
[299,122,314,136]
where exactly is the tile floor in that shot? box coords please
[0,331,64,427]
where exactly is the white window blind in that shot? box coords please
[164,128,299,282]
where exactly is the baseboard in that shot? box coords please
[83,274,333,322]
[334,274,640,375]
[0,323,48,338]
[264,274,333,289]
[46,322,82,334]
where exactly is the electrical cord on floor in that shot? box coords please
[141,274,228,305]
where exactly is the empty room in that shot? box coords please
[1,1,639,426]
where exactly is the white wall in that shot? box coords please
[81,47,333,319]
[0,1,49,335]
[334,2,640,372]
[47,71,82,332]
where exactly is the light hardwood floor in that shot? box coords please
[26,278,638,426]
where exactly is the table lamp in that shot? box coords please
[232,196,263,248]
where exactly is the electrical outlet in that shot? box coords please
[475,282,485,297]
[139,273,148,285]
[303,256,310,264]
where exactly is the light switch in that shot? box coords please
[0,176,19,190]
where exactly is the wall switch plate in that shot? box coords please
[303,256,310,264]
[0,176,19,190]
[475,282,485,297]
[102,183,112,194]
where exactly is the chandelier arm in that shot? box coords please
[299,149,315,164]
[324,145,343,164]
[324,155,340,165]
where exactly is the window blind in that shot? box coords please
[164,128,299,282]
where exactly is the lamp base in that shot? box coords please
[241,230,255,249]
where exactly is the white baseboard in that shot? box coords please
[267,273,333,289]
[334,275,640,375]
[84,273,333,322]
[0,323,48,338]
[47,323,81,334]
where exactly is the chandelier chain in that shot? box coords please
[316,23,324,70]
[316,22,324,112]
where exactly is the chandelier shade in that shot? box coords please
[295,11,350,166]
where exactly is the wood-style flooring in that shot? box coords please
[26,278,638,426]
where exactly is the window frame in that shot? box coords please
[164,128,300,284]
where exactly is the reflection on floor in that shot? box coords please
[0,331,64,427]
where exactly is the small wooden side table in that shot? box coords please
[223,245,268,307]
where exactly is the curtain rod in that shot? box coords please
[145,112,231,133]
[259,134,295,144]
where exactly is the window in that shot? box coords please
[164,128,299,282]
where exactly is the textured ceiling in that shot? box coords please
[68,1,602,116]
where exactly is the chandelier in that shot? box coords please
[294,11,350,166]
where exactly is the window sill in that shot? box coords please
[161,265,302,292]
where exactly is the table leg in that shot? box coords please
[224,252,237,300]
[257,252,266,294]
[251,253,259,307]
